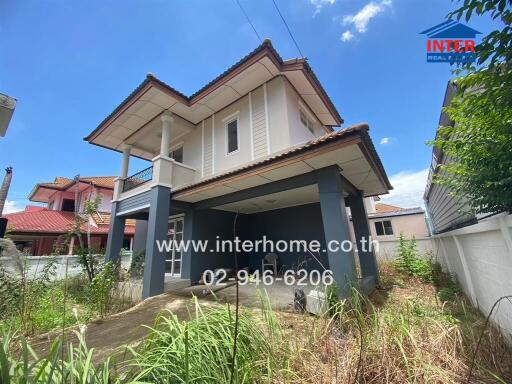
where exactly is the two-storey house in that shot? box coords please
[3,176,135,255]
[85,40,392,299]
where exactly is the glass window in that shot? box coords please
[226,118,239,154]
[375,220,394,236]
[61,199,75,212]
[169,147,183,163]
[300,110,315,134]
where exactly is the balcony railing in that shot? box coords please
[123,166,153,192]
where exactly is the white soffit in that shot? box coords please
[93,53,338,151]
[282,70,337,126]
[173,143,387,205]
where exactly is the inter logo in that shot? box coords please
[420,20,481,64]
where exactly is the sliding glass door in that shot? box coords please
[166,216,183,277]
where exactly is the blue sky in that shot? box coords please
[0,0,498,211]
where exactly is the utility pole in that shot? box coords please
[0,166,13,238]
[0,167,13,216]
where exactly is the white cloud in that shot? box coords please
[309,0,336,17]
[2,200,25,214]
[380,137,390,145]
[380,168,429,208]
[341,30,355,42]
[343,0,391,33]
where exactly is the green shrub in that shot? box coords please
[29,286,77,333]
[395,234,435,282]
[88,261,118,317]
[437,286,459,303]
[129,250,145,278]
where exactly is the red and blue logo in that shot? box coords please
[420,20,481,64]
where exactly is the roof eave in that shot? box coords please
[85,40,343,144]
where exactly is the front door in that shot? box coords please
[166,216,184,277]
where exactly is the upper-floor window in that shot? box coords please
[300,110,315,135]
[375,220,393,236]
[61,198,75,212]
[226,117,239,154]
[169,146,183,163]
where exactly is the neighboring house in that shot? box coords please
[366,202,429,240]
[2,176,135,255]
[85,40,392,299]
[349,200,429,243]
[424,82,477,234]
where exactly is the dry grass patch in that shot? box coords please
[274,262,512,383]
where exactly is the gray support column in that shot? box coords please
[142,185,171,299]
[317,166,357,297]
[348,194,379,283]
[105,201,126,262]
[181,209,195,281]
[133,220,148,254]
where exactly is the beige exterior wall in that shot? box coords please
[165,76,330,182]
[369,213,429,240]
[348,212,429,243]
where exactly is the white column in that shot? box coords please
[120,143,132,179]
[160,113,174,156]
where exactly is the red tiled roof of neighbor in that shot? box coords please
[79,176,117,189]
[2,209,135,235]
[29,176,118,202]
[36,176,117,191]
[23,205,46,213]
[92,212,136,227]
[375,203,404,213]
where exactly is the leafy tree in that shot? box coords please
[430,0,512,214]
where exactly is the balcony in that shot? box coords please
[123,166,153,193]
[117,157,196,199]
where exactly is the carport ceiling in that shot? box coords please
[215,184,321,214]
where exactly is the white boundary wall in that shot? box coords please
[375,213,512,339]
[1,253,132,280]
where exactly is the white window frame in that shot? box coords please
[224,115,240,156]
[299,108,315,135]
[165,215,185,277]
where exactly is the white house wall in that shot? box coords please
[251,85,269,159]
[284,78,325,146]
[165,76,332,182]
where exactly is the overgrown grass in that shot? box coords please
[0,264,133,336]
[280,261,512,383]
[126,296,290,383]
[1,261,511,383]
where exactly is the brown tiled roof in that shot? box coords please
[28,176,117,203]
[368,207,424,219]
[375,203,404,213]
[85,39,342,142]
[92,212,136,227]
[173,123,393,195]
[79,176,117,189]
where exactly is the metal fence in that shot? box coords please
[123,166,153,192]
